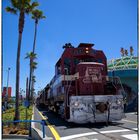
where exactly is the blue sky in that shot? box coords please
[3,0,138,96]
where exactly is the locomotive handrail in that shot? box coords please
[2,120,46,138]
[107,76,126,98]
[115,76,126,97]
[66,77,75,107]
[110,77,118,91]
[109,76,125,90]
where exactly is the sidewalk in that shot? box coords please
[31,106,53,140]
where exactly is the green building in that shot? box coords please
[108,56,138,112]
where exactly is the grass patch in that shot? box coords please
[3,105,33,121]
[2,105,33,135]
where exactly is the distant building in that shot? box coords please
[2,87,12,107]
[2,87,12,99]
[108,56,138,112]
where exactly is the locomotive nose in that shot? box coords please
[76,62,106,95]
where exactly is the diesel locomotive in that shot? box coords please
[36,43,125,123]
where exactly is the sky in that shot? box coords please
[2,0,138,96]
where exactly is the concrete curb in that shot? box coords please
[31,106,53,140]
[2,134,30,139]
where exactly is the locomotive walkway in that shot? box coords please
[33,105,138,140]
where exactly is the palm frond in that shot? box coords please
[5,7,17,14]
[30,52,37,59]
[31,2,39,8]
[31,61,38,69]
[25,52,31,59]
[40,15,46,19]
[6,0,38,15]
[33,61,38,65]
[32,75,36,79]
[11,0,31,11]
[32,9,46,20]
[26,2,39,14]
[11,0,19,9]
[32,79,36,83]
[25,52,37,59]
[32,75,36,82]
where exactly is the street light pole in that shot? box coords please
[6,67,10,109]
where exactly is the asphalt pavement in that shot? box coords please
[33,106,138,140]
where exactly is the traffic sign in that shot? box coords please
[23,100,30,107]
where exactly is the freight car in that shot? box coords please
[36,84,49,107]
[37,43,125,123]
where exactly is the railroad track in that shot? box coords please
[87,121,138,140]
[37,107,138,140]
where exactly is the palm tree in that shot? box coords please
[25,52,37,100]
[125,49,128,56]
[25,52,37,65]
[6,0,39,121]
[130,46,134,56]
[32,9,46,53]
[120,47,125,57]
[28,9,46,101]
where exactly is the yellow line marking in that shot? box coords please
[37,109,60,140]
[38,111,47,120]
[46,121,60,140]
[122,119,137,124]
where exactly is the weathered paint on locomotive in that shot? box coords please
[69,95,124,123]
[76,62,106,95]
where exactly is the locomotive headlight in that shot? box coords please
[116,99,122,105]
[74,101,79,107]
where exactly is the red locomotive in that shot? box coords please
[36,43,125,123]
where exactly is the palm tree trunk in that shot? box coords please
[14,32,22,121]
[31,73,34,102]
[26,77,28,100]
[30,68,35,100]
[29,22,38,101]
[28,59,32,101]
[14,11,24,121]
[33,21,37,54]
